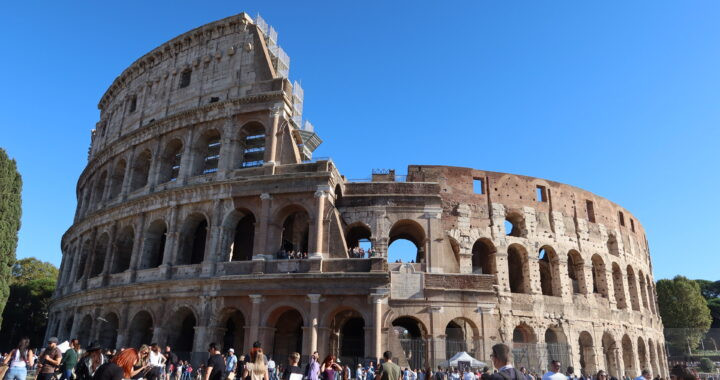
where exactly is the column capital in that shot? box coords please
[307,294,322,303]
[314,189,328,198]
[249,294,264,304]
[260,193,272,201]
[476,303,496,314]
[370,293,388,304]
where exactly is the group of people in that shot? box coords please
[0,339,702,380]
[348,247,377,259]
[275,250,309,260]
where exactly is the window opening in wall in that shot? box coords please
[209,97,220,103]
[473,178,484,194]
[630,218,635,232]
[242,133,265,167]
[129,95,137,113]
[536,185,547,202]
[203,137,221,174]
[170,151,181,181]
[586,200,595,223]
[504,214,525,237]
[179,70,192,88]
[618,211,625,227]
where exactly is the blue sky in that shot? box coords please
[1,1,718,280]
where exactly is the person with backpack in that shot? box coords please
[2,338,35,380]
[488,344,522,380]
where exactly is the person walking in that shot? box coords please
[541,361,567,380]
[304,352,321,380]
[376,352,401,380]
[60,340,80,380]
[36,337,62,380]
[2,338,35,380]
[92,348,140,380]
[226,349,238,380]
[281,352,303,380]
[634,370,651,380]
[75,343,107,380]
[488,344,522,380]
[268,358,277,380]
[166,346,179,380]
[243,348,269,380]
[204,343,226,380]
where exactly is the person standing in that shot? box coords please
[366,363,376,380]
[36,337,62,380]
[92,348,140,380]
[268,357,277,380]
[320,356,341,380]
[634,370,651,380]
[281,353,303,380]
[375,352,401,380]
[463,369,475,380]
[76,344,107,380]
[226,349,238,380]
[166,346,179,380]
[357,365,365,380]
[541,361,567,380]
[60,339,80,380]
[243,348,269,380]
[488,344,522,380]
[148,344,168,380]
[305,352,321,380]
[2,338,35,380]
[204,343,226,380]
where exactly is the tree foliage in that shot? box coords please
[657,276,712,352]
[0,258,57,352]
[696,280,720,300]
[699,358,715,373]
[0,148,22,327]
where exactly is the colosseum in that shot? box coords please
[46,12,667,378]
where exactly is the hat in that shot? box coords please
[253,341,262,348]
[48,337,59,344]
[229,348,235,353]
[85,342,103,352]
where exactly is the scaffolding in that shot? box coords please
[255,14,290,79]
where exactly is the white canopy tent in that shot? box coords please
[439,351,487,368]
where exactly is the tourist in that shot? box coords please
[320,355,342,380]
[268,357,277,380]
[435,367,446,380]
[376,352,401,380]
[304,351,321,380]
[597,371,609,380]
[36,337,62,380]
[342,364,351,380]
[183,361,194,380]
[225,348,238,380]
[166,346,179,380]
[93,348,140,380]
[634,370,651,380]
[564,367,576,380]
[132,345,151,379]
[541,361,566,380]
[60,339,80,380]
[148,343,168,380]
[76,343,107,380]
[2,338,35,380]
[450,369,460,380]
[366,362,376,380]
[488,344,521,380]
[463,368,476,380]
[357,364,366,380]
[481,367,491,380]
[243,347,269,380]
[204,343,226,380]
[282,352,303,380]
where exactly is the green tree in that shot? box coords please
[0,148,22,326]
[699,358,715,373]
[696,280,720,300]
[0,258,58,351]
[657,276,712,353]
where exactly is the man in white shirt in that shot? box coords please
[541,361,567,380]
[463,369,476,380]
[634,369,651,380]
[268,357,277,380]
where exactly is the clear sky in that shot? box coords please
[1,1,718,280]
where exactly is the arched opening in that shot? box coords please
[130,150,152,191]
[388,220,426,263]
[272,309,304,362]
[568,250,585,294]
[611,263,627,309]
[167,307,197,358]
[648,338,659,377]
[108,159,126,200]
[607,233,620,256]
[578,331,597,374]
[627,266,641,311]
[91,171,107,209]
[64,316,74,339]
[637,337,648,372]
[77,315,93,347]
[112,226,134,274]
[512,323,538,371]
[76,241,92,281]
[602,333,619,378]
[281,209,310,254]
[97,312,119,350]
[222,310,246,352]
[239,122,266,168]
[538,246,560,296]
[141,220,167,269]
[328,309,365,366]
[90,233,109,277]
[230,213,255,261]
[471,238,496,274]
[346,224,372,258]
[638,271,649,310]
[158,139,183,183]
[445,319,477,360]
[622,335,636,377]
[391,317,427,370]
[504,213,526,237]
[507,244,530,293]
[646,275,656,314]
[545,326,570,369]
[128,311,154,349]
[591,254,608,297]
[179,214,208,265]
[193,129,222,175]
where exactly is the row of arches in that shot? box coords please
[78,122,267,218]
[469,239,658,314]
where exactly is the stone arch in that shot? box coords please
[627,266,641,311]
[578,331,597,374]
[471,238,496,275]
[192,128,222,175]
[656,341,664,377]
[158,138,184,183]
[141,219,167,269]
[512,323,538,370]
[108,159,126,200]
[219,308,246,352]
[166,306,197,355]
[507,244,530,294]
[544,325,569,369]
[607,232,620,256]
[130,149,152,191]
[269,307,304,362]
[622,334,636,377]
[76,240,92,281]
[224,208,256,262]
[388,219,426,263]
[611,262,627,309]
[346,222,372,249]
[63,315,75,340]
[97,312,119,350]
[538,245,561,296]
[273,204,311,254]
[568,250,586,294]
[327,308,366,363]
[112,225,134,273]
[638,270,649,310]
[128,310,154,348]
[91,170,108,208]
[602,332,620,378]
[178,213,209,265]
[645,274,656,314]
[512,323,537,344]
[77,314,93,347]
[445,317,481,359]
[238,121,266,168]
[637,337,648,372]
[504,211,527,237]
[591,254,609,297]
[391,316,428,369]
[90,232,109,277]
[648,338,659,377]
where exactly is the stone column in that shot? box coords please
[478,303,496,363]
[248,295,263,346]
[161,205,179,277]
[202,200,224,276]
[265,107,282,166]
[255,193,272,256]
[129,213,146,282]
[371,293,388,361]
[120,147,136,200]
[307,294,321,354]
[311,187,329,258]
[177,128,195,185]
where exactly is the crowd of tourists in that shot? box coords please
[0,338,701,380]
[275,250,309,260]
[349,247,377,259]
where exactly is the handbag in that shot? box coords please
[0,364,9,380]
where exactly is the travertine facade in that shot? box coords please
[46,13,666,378]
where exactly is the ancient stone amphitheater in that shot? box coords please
[46,12,667,378]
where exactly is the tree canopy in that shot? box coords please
[657,276,712,352]
[0,148,22,327]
